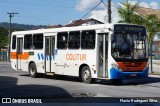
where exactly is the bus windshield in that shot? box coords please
[111,32,148,60]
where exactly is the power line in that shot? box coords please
[101,0,108,8]
[81,0,109,20]
[81,1,103,19]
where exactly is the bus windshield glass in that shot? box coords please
[112,25,148,60]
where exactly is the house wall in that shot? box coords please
[81,20,102,26]
[153,40,160,60]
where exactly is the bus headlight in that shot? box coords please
[112,63,120,69]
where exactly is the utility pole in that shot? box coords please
[7,12,18,61]
[108,0,112,23]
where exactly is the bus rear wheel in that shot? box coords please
[29,63,38,78]
[81,66,92,84]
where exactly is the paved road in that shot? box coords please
[0,62,160,101]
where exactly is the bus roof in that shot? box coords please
[12,24,109,35]
[12,23,145,35]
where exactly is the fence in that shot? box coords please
[0,50,7,62]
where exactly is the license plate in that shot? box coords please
[131,74,137,77]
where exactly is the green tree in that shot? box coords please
[145,14,160,43]
[0,27,8,48]
[118,0,140,24]
[144,14,160,73]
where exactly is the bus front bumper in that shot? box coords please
[110,68,148,80]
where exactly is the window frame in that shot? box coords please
[81,30,96,50]
[12,35,16,50]
[68,31,80,49]
[24,34,33,50]
[57,32,68,50]
[33,33,44,50]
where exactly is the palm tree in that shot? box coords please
[118,0,139,24]
[145,14,160,43]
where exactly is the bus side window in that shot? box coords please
[33,34,43,49]
[12,35,16,49]
[24,34,32,49]
[68,31,80,49]
[81,30,95,49]
[57,32,68,49]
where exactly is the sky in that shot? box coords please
[0,0,159,25]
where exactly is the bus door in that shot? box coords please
[98,33,108,78]
[17,38,23,70]
[45,36,55,73]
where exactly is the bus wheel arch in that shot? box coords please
[79,64,93,84]
[28,61,38,78]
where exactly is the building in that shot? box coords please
[48,18,104,29]
[48,24,63,28]
[65,18,104,27]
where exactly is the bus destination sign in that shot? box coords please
[114,25,146,33]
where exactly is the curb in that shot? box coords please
[149,74,160,77]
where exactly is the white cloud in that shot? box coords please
[76,0,99,11]
[76,0,120,23]
[111,2,121,23]
[139,2,150,8]
[129,1,159,9]
[88,9,107,23]
[128,1,137,5]
[88,2,121,23]
[75,0,159,23]
[150,1,159,9]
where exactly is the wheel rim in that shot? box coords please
[83,69,91,81]
[30,66,35,75]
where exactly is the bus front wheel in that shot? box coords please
[29,63,38,78]
[81,66,92,84]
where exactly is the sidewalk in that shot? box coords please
[0,62,10,64]
[149,59,160,75]
[149,74,160,78]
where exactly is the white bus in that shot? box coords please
[10,24,149,84]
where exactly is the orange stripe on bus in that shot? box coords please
[11,52,30,60]
[117,62,147,72]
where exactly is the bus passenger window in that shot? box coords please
[24,34,32,49]
[12,35,16,49]
[57,32,68,49]
[81,30,95,49]
[33,34,43,49]
[68,31,80,49]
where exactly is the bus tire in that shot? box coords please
[29,63,38,78]
[81,66,92,84]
